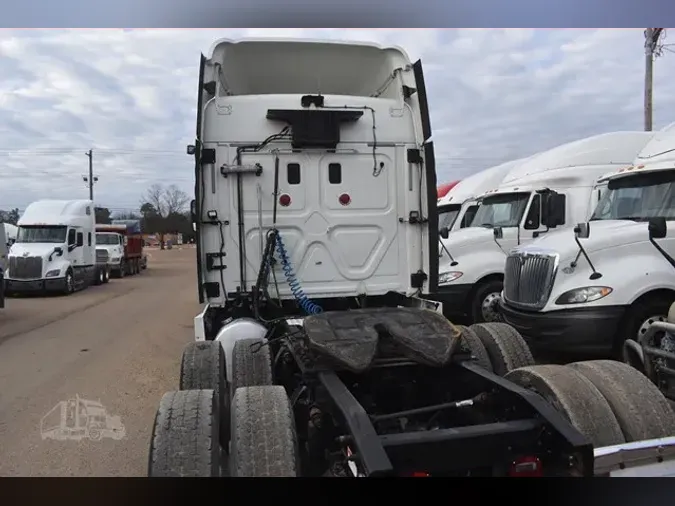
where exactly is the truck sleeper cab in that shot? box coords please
[436,131,655,325]
[5,200,108,295]
[500,125,675,357]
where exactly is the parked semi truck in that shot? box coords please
[95,220,146,277]
[500,124,675,358]
[5,200,110,295]
[437,156,534,236]
[145,37,675,478]
[436,131,655,324]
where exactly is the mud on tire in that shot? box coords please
[148,389,221,477]
[470,322,535,376]
[505,364,625,448]
[180,341,230,449]
[231,339,273,394]
[230,385,299,477]
[569,360,675,442]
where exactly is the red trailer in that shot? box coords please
[95,220,147,278]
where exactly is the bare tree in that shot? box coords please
[140,184,190,249]
[141,184,189,218]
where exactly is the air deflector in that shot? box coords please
[266,109,363,149]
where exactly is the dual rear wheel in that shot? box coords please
[148,338,298,477]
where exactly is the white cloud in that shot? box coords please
[0,28,673,215]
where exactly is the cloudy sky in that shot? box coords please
[0,28,673,216]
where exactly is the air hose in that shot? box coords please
[274,233,323,315]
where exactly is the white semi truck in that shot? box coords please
[436,131,655,324]
[500,124,675,358]
[5,199,110,295]
[145,37,675,478]
[437,157,532,235]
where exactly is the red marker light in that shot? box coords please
[279,194,291,207]
[338,193,351,206]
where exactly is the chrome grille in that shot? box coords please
[9,256,43,279]
[503,250,558,309]
[96,248,109,264]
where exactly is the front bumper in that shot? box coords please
[430,283,473,319]
[499,300,625,354]
[6,277,67,293]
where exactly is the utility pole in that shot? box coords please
[644,28,664,132]
[83,149,98,200]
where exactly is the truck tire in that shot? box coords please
[118,261,125,278]
[148,389,221,477]
[618,295,674,358]
[180,341,230,449]
[470,279,504,324]
[505,364,625,447]
[103,268,110,284]
[231,339,273,395]
[63,269,75,295]
[568,360,675,442]
[456,325,493,372]
[93,267,103,286]
[470,322,535,376]
[230,385,299,477]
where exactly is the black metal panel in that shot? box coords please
[424,142,439,293]
[194,53,206,304]
[412,60,432,142]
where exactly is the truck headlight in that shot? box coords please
[45,269,61,278]
[111,257,120,262]
[439,271,463,284]
[555,286,612,305]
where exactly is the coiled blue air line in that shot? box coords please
[274,233,323,315]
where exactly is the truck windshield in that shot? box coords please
[96,234,119,245]
[470,192,531,228]
[16,225,67,243]
[590,170,675,222]
[438,204,461,232]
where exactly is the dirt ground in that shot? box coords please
[0,247,200,476]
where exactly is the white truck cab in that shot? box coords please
[436,131,655,324]
[437,157,531,235]
[6,199,103,295]
[95,231,125,272]
[500,125,675,357]
[190,38,440,367]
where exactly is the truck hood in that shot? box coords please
[515,220,650,260]
[441,226,495,253]
[9,243,64,259]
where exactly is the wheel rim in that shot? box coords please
[638,314,667,345]
[481,292,504,322]
[66,273,73,292]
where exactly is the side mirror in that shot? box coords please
[648,217,667,240]
[542,192,565,228]
[493,226,504,240]
[187,145,196,156]
[574,222,590,239]
[439,226,449,239]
